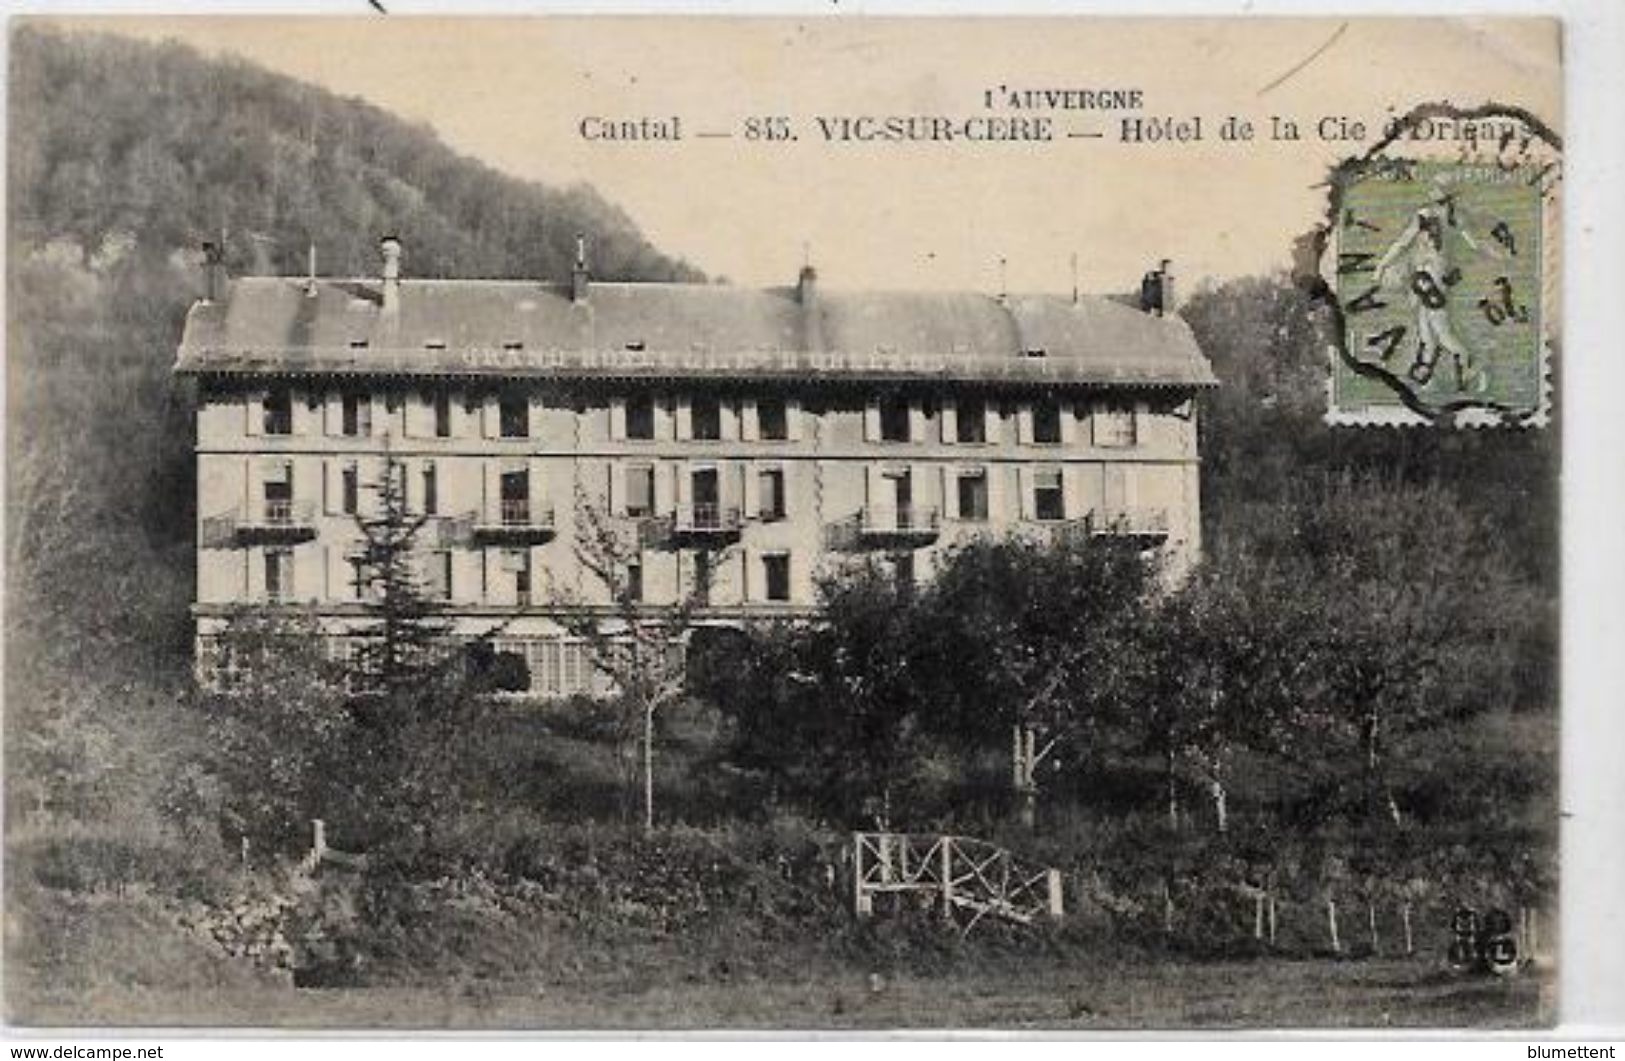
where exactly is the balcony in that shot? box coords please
[1086,507,1171,541]
[203,500,318,547]
[828,505,942,550]
[673,503,744,543]
[633,503,744,549]
[471,499,557,544]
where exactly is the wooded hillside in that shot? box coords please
[8,25,704,282]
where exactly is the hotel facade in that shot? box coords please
[174,239,1216,697]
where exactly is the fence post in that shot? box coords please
[1163,880,1174,935]
[1327,898,1342,954]
[1254,893,1264,940]
[1368,901,1379,954]
[1047,868,1064,919]
[1267,892,1277,946]
[940,839,954,920]
[853,833,872,917]
[311,818,327,863]
[240,835,250,871]
[1526,906,1539,960]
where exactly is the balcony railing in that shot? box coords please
[1086,507,1171,538]
[827,505,941,550]
[675,503,743,535]
[203,500,318,546]
[861,504,941,539]
[471,500,556,543]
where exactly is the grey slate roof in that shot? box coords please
[174,277,1216,389]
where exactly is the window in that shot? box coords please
[341,393,371,437]
[758,467,786,521]
[626,559,644,604]
[692,551,714,605]
[957,470,989,522]
[427,550,452,601]
[763,553,791,602]
[265,548,292,602]
[627,395,656,440]
[893,551,916,596]
[757,398,788,441]
[1034,468,1065,521]
[1033,400,1062,444]
[880,398,910,442]
[626,464,655,518]
[433,391,452,437]
[500,469,529,525]
[341,463,360,516]
[263,464,293,523]
[499,394,529,438]
[1093,403,1138,447]
[956,399,987,443]
[502,548,532,605]
[692,396,722,441]
[422,463,438,516]
[263,389,293,435]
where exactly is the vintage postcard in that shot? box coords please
[4,13,1574,1034]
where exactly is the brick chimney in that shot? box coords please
[202,240,228,302]
[1158,258,1176,316]
[379,236,402,316]
[571,233,590,303]
[1139,258,1175,318]
[797,264,823,352]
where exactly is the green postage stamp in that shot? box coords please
[1325,106,1560,427]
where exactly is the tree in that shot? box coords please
[1131,551,1321,834]
[907,533,1159,826]
[341,453,499,855]
[349,452,449,700]
[1242,476,1540,828]
[197,607,351,854]
[550,489,729,834]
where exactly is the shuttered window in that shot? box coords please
[1034,468,1065,521]
[626,464,655,518]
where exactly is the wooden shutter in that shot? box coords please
[1017,406,1034,445]
[941,466,957,520]
[324,393,342,436]
[481,395,499,439]
[609,462,627,516]
[482,462,500,522]
[984,403,1002,444]
[675,397,693,440]
[940,402,958,443]
[743,463,761,519]
[785,398,804,442]
[654,461,677,514]
[1062,465,1083,520]
[1018,465,1036,520]
[863,402,881,442]
[908,401,926,443]
[741,399,760,442]
[1060,404,1079,445]
[528,396,545,439]
[244,392,263,437]
[987,464,1006,522]
[610,397,627,440]
[720,399,740,442]
[529,459,546,521]
[865,464,887,519]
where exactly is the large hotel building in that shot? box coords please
[174,239,1216,697]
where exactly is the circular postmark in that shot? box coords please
[1298,102,1561,427]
